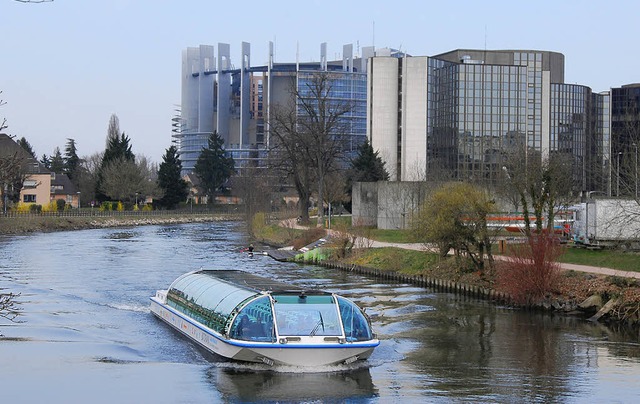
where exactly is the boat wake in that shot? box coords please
[211,359,373,374]
[107,303,150,313]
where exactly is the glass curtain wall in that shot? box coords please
[296,70,368,163]
[429,58,527,183]
[550,84,591,192]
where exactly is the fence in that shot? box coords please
[1,204,242,219]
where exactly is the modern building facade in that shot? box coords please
[610,84,640,197]
[367,49,615,196]
[174,42,373,174]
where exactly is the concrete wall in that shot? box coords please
[352,181,432,230]
[351,182,378,227]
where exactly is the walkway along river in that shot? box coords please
[1,221,640,402]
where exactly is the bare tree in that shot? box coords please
[99,157,157,205]
[269,72,354,225]
[269,103,315,223]
[0,139,29,213]
[502,147,575,237]
[0,292,21,324]
[233,168,274,222]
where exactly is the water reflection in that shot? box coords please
[210,364,377,402]
[1,223,640,403]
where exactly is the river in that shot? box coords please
[0,221,639,403]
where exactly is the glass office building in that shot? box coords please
[175,42,370,175]
[369,49,615,194]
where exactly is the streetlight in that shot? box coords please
[617,151,623,196]
[633,143,638,199]
[135,192,139,207]
[77,191,81,209]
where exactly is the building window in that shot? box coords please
[24,194,36,203]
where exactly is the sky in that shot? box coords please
[2,0,640,163]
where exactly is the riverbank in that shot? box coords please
[0,213,241,235]
[252,222,640,329]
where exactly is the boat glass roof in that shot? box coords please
[168,270,260,314]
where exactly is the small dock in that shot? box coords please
[263,249,299,262]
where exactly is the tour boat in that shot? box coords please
[149,270,379,367]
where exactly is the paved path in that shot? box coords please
[280,218,640,279]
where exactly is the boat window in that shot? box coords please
[229,296,275,342]
[337,296,373,342]
[166,271,259,335]
[272,294,341,336]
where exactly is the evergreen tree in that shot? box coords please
[347,138,389,190]
[194,132,235,200]
[102,132,134,166]
[64,138,80,182]
[156,146,189,209]
[95,114,135,202]
[17,137,36,159]
[49,147,65,173]
[40,153,51,170]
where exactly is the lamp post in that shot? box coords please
[633,143,638,199]
[77,191,81,209]
[617,151,623,196]
[135,192,139,207]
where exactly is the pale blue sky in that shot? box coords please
[2,0,638,162]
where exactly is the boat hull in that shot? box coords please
[150,297,378,367]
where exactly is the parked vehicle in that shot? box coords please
[571,198,640,249]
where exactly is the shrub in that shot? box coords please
[116,201,124,212]
[292,227,326,250]
[30,204,42,214]
[42,201,58,212]
[251,212,267,236]
[55,199,66,211]
[496,234,563,304]
[142,204,153,212]
[15,203,31,213]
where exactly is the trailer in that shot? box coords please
[572,199,640,249]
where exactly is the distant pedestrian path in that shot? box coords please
[281,218,640,280]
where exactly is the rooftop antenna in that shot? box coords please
[372,21,375,50]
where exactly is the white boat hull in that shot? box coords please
[150,297,378,367]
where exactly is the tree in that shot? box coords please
[269,72,354,224]
[0,91,6,133]
[17,137,36,159]
[156,146,189,209]
[348,138,389,184]
[194,132,235,201]
[346,138,389,203]
[296,72,354,225]
[502,148,575,237]
[0,145,27,213]
[76,152,103,206]
[40,153,51,170]
[99,157,156,205]
[411,182,495,273]
[269,103,315,223]
[322,171,350,214]
[64,138,80,183]
[0,292,20,323]
[96,114,134,202]
[49,147,64,173]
